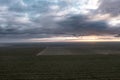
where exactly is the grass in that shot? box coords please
[0,47,120,80]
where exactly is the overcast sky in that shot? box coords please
[0,0,120,42]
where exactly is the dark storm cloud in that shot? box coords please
[0,15,110,38]
[57,15,112,36]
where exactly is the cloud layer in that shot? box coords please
[0,0,120,42]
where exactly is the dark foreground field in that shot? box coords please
[0,42,120,80]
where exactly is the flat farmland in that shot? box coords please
[0,42,120,80]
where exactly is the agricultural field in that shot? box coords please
[0,42,120,80]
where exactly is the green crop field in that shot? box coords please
[0,46,120,80]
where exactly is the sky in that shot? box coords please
[0,0,120,42]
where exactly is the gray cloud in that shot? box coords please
[0,0,120,41]
[98,0,120,16]
[0,14,112,38]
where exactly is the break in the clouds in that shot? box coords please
[0,0,120,42]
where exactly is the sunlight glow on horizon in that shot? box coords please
[29,35,120,42]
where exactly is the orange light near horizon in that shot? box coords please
[29,35,120,42]
[80,35,98,40]
[73,39,120,42]
[74,35,120,42]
